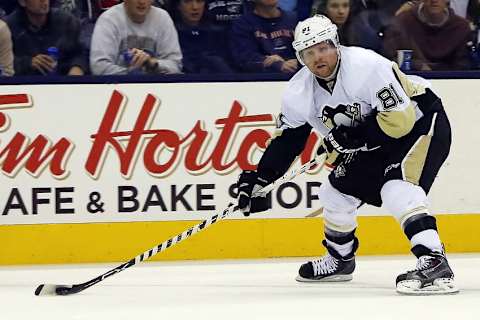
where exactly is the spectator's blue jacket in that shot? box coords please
[230,9,297,72]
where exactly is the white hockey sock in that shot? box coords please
[410,229,443,252]
[326,239,354,258]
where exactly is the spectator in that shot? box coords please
[51,0,114,67]
[51,0,101,51]
[449,0,480,29]
[90,0,182,75]
[230,0,298,73]
[206,0,251,28]
[169,0,233,73]
[0,20,14,76]
[272,0,312,22]
[51,0,166,40]
[316,0,354,45]
[312,0,405,17]
[6,0,87,75]
[337,0,405,53]
[52,0,162,16]
[398,0,480,29]
[383,0,472,71]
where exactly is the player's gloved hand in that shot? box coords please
[324,125,370,154]
[318,125,370,170]
[236,170,272,216]
[317,142,355,170]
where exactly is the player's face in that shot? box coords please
[19,0,50,16]
[326,0,350,25]
[301,42,338,78]
[178,0,205,25]
[124,0,153,23]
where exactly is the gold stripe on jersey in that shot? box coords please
[376,103,415,138]
[392,63,426,98]
[401,135,432,185]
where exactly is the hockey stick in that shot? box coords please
[34,156,324,296]
[305,207,324,218]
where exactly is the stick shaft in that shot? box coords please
[52,157,323,294]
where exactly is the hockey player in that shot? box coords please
[236,14,458,295]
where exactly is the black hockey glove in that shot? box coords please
[317,142,355,170]
[236,170,272,216]
[319,125,374,169]
[324,125,371,154]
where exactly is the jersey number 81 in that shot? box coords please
[376,84,404,110]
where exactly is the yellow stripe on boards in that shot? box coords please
[0,214,479,265]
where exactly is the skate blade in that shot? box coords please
[295,274,353,283]
[396,278,459,295]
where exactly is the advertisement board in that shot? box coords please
[0,80,479,263]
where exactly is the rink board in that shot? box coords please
[0,79,479,264]
[0,214,479,265]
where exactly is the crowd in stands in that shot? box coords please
[0,0,479,77]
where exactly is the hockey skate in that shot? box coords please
[396,245,459,295]
[296,239,357,282]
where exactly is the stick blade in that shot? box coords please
[35,284,73,296]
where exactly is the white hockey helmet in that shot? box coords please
[292,14,339,65]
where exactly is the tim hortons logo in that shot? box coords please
[0,90,320,179]
[0,94,73,179]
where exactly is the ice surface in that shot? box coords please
[1,254,479,320]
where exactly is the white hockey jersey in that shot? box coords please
[279,46,431,139]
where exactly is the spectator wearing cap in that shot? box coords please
[90,0,182,75]
[230,0,298,73]
[383,0,472,70]
[5,0,87,75]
